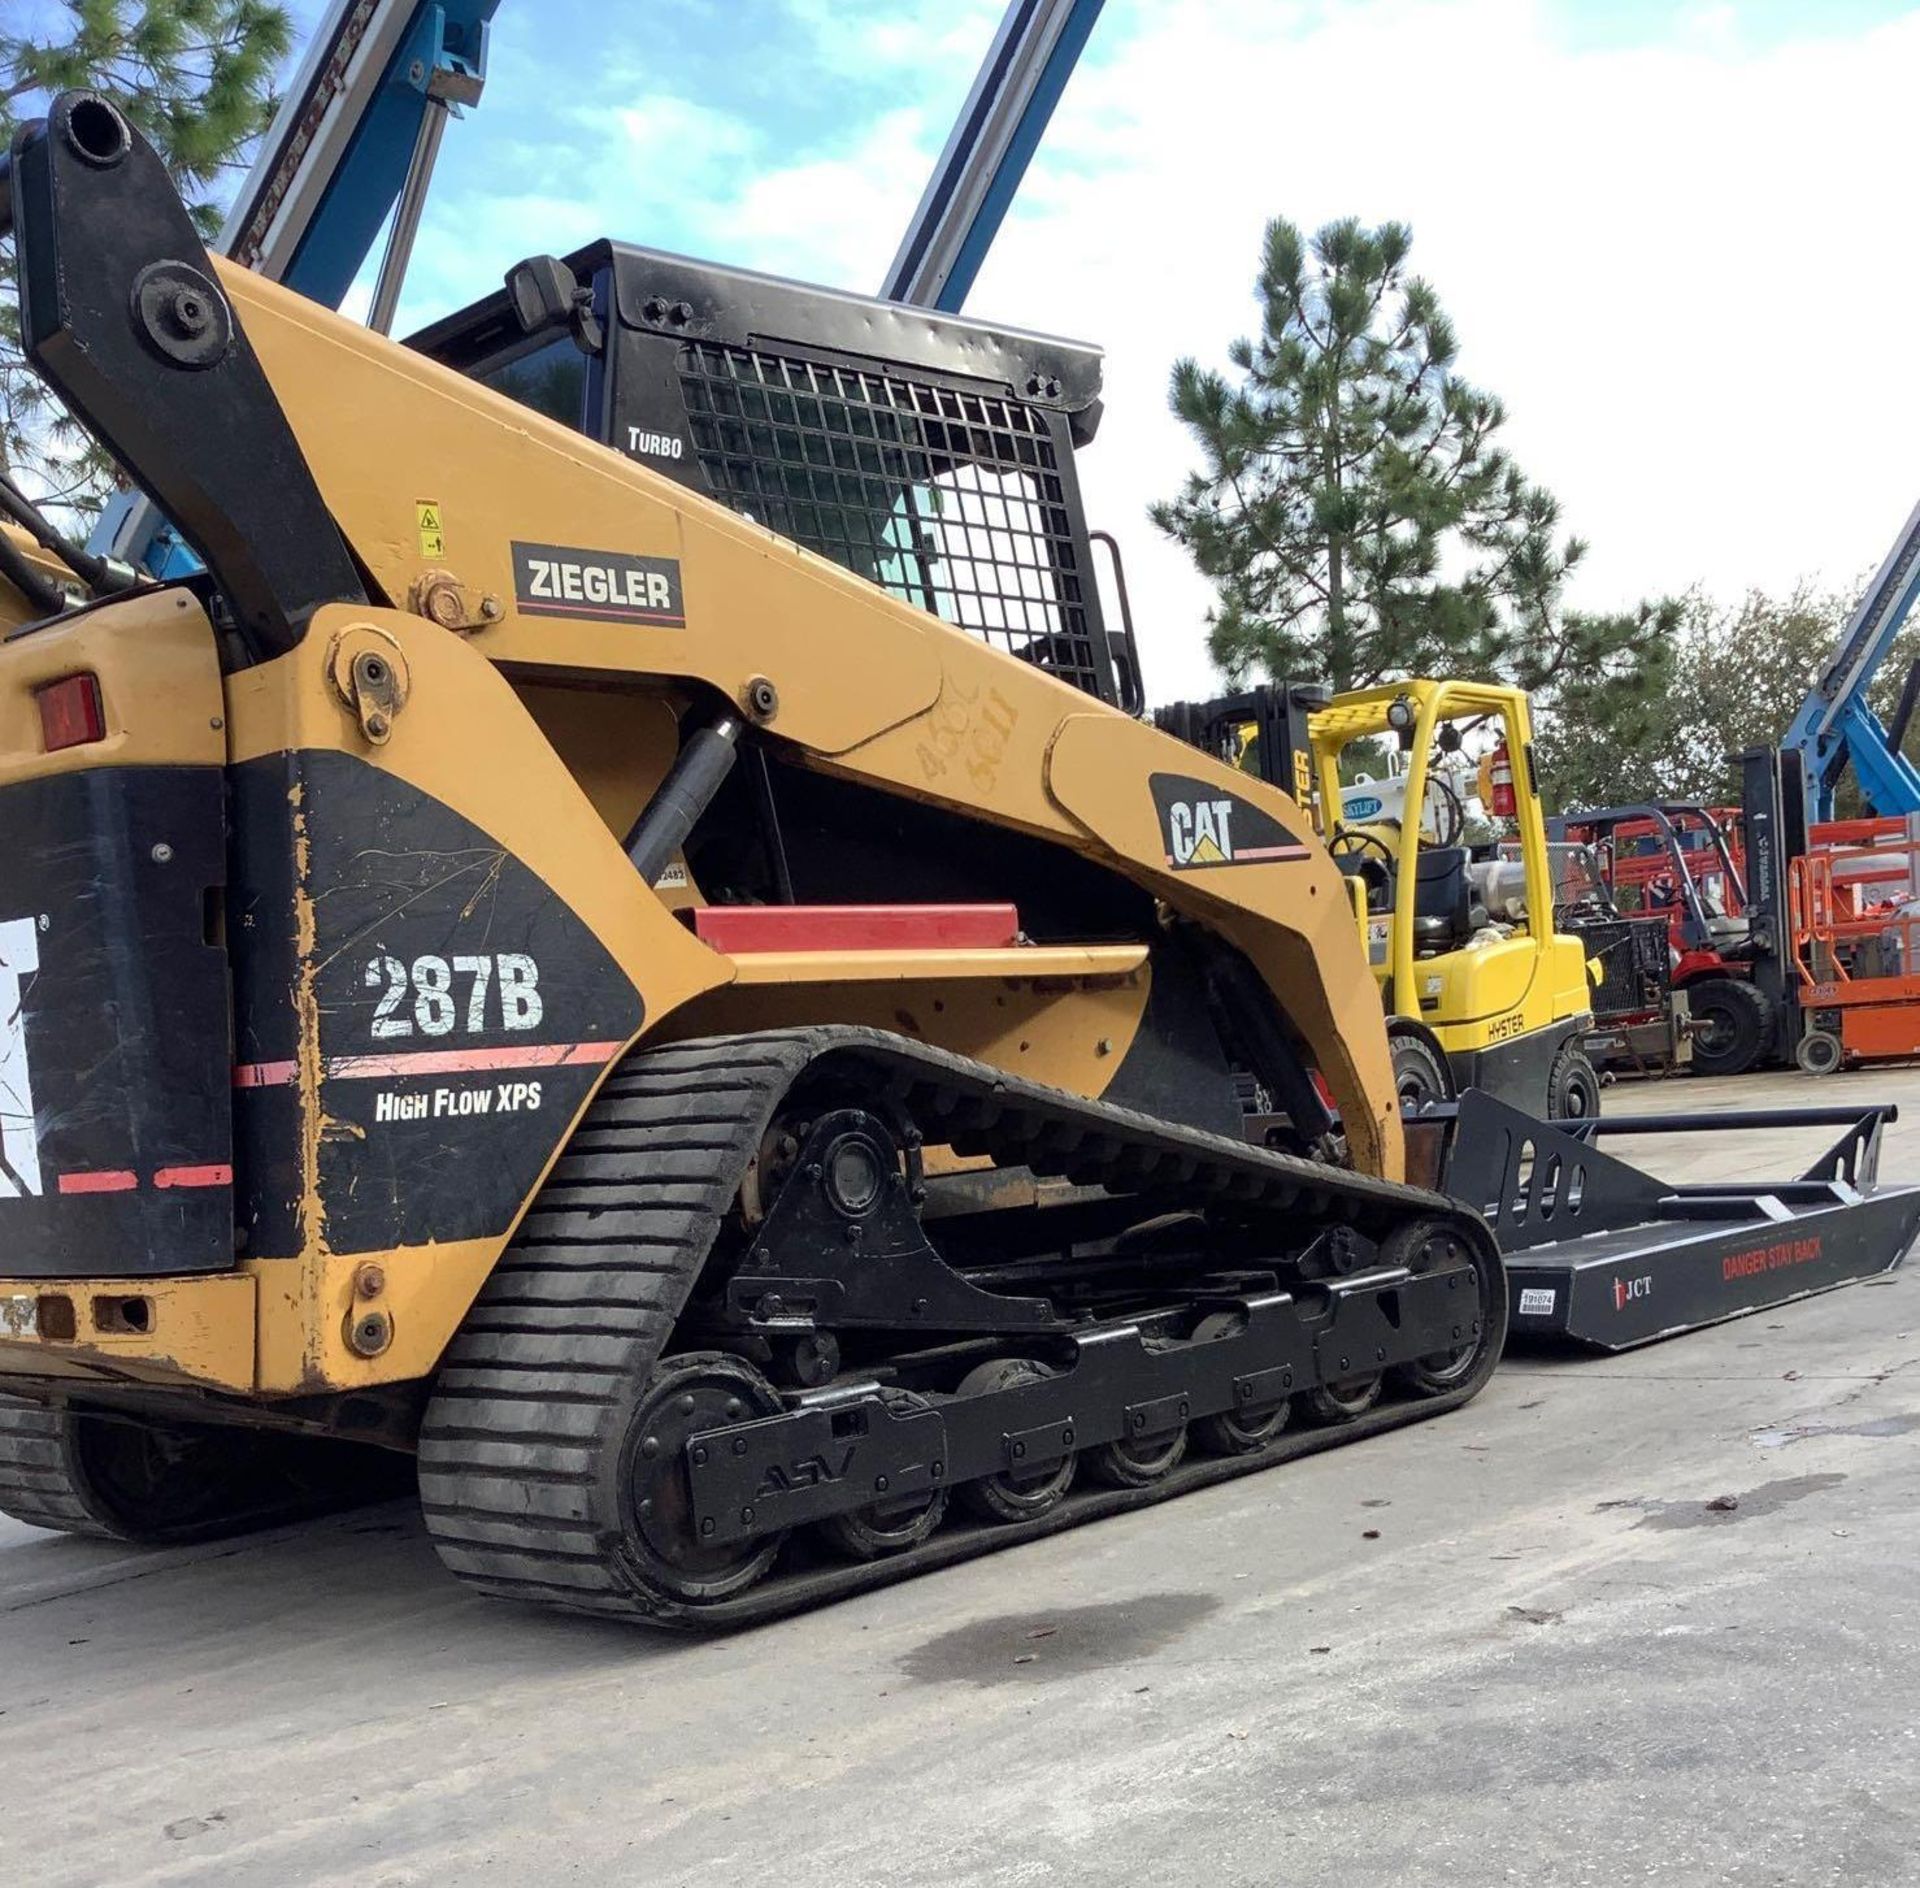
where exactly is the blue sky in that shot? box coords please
[15,0,1920,696]
[293,0,1920,325]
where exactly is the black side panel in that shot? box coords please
[225,754,303,1260]
[1102,936,1242,1140]
[0,766,232,1278]
[229,752,645,1258]
[1447,1020,1576,1115]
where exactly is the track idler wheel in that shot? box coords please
[1384,1220,1498,1398]
[815,1394,948,1560]
[1189,1311,1294,1455]
[622,1352,790,1603]
[955,1359,1077,1523]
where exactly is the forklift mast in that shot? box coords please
[1739,745,1810,1061]
[1152,682,1330,814]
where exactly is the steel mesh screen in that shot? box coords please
[679,341,1105,696]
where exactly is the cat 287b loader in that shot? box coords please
[0,98,1913,1628]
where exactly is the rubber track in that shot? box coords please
[0,1394,122,1539]
[417,1027,1495,1627]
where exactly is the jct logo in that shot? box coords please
[1613,1274,1653,1311]
[0,915,43,1198]
[1167,797,1236,867]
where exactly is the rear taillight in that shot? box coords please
[37,673,106,751]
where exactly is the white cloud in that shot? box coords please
[779,0,1008,74]
[954,0,1920,704]
[708,106,939,285]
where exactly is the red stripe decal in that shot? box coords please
[154,1164,233,1189]
[234,1059,298,1089]
[57,1170,138,1194]
[231,1041,622,1088]
[325,1041,623,1080]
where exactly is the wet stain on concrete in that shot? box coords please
[1598,1473,1847,1530]
[1752,1412,1920,1448]
[899,1593,1220,1686]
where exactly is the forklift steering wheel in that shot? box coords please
[1331,826,1396,867]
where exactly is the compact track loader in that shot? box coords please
[0,98,1913,1628]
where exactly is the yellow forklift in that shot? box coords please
[1159,677,1599,1118]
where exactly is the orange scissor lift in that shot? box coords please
[1790,827,1920,1072]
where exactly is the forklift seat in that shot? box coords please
[1411,846,1483,951]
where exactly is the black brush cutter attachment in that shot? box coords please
[1445,1094,1920,1350]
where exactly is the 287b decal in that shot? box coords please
[366,952,543,1039]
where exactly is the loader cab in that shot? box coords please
[409,242,1144,711]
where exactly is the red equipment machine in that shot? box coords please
[1551,803,1777,1077]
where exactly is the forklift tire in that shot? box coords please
[1795,1029,1845,1076]
[1390,1033,1454,1114]
[1686,977,1775,1078]
[1547,1041,1601,1120]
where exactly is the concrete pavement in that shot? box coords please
[5,1065,1920,1886]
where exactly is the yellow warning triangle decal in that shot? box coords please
[1189,833,1226,864]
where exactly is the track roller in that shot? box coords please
[814,1392,948,1560]
[1385,1220,1493,1396]
[1301,1374,1385,1426]
[954,1359,1079,1522]
[1190,1311,1293,1454]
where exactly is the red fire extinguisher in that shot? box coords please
[1488,742,1517,819]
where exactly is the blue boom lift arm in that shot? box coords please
[1783,498,1920,822]
[881,0,1104,312]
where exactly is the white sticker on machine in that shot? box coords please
[1517,1287,1556,1317]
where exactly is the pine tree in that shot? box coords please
[1153,216,1614,694]
[1,1,294,509]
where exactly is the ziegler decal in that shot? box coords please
[511,540,686,626]
[1149,772,1308,871]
